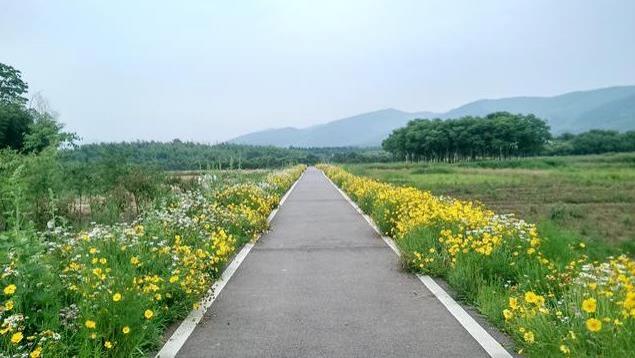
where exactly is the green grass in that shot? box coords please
[345,153,635,254]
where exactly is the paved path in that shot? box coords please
[177,167,493,357]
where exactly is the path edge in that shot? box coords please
[320,170,513,358]
[155,170,305,357]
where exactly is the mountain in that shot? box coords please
[231,109,434,147]
[440,86,635,133]
[230,86,635,147]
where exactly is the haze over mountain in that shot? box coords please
[230,86,635,147]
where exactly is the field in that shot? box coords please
[344,153,635,254]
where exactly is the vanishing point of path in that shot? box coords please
[176,167,503,357]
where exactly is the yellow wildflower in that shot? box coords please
[30,346,42,358]
[503,309,513,320]
[122,326,130,334]
[624,292,635,310]
[11,331,23,344]
[144,309,154,319]
[3,284,16,295]
[524,291,539,304]
[581,298,596,313]
[509,297,518,310]
[85,320,96,329]
[523,331,535,344]
[586,318,602,332]
[113,293,122,302]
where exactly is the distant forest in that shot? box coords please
[382,112,635,162]
[3,61,634,171]
[60,142,393,170]
[62,124,635,170]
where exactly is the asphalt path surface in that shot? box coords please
[177,167,493,357]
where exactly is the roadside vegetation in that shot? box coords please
[0,159,304,356]
[3,60,635,356]
[1,61,312,357]
[320,165,634,356]
[343,153,635,253]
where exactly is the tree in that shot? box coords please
[23,111,77,152]
[382,112,551,161]
[1,63,33,150]
[0,63,29,105]
[0,102,32,150]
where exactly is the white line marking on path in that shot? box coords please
[156,171,305,358]
[321,171,512,358]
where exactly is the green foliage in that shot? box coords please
[0,149,168,231]
[0,103,33,151]
[23,111,78,153]
[382,112,552,161]
[0,63,76,153]
[0,63,29,105]
[547,130,635,155]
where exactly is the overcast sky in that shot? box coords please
[2,0,634,143]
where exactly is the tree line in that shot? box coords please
[547,130,635,155]
[61,141,316,170]
[62,143,399,169]
[382,112,552,162]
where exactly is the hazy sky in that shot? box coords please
[2,0,634,143]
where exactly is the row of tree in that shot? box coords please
[62,142,400,170]
[547,130,635,155]
[382,112,552,161]
[61,141,319,170]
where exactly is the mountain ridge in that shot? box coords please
[230,85,635,147]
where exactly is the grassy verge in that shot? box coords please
[320,164,634,357]
[0,165,305,357]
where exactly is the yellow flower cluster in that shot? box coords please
[320,165,540,266]
[320,165,635,357]
[0,165,305,357]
